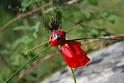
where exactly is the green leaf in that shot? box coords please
[87,0,99,5]
[21,0,34,11]
[12,36,33,49]
[33,22,40,39]
[107,14,118,24]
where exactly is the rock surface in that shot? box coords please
[42,42,124,83]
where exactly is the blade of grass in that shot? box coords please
[5,46,51,83]
[24,41,48,54]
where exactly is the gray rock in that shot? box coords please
[42,42,124,83]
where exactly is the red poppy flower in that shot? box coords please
[49,30,90,68]
[48,30,66,46]
[60,40,90,68]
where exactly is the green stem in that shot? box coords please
[70,67,77,83]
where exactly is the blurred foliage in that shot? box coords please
[0,0,124,83]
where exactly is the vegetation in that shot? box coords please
[0,0,124,83]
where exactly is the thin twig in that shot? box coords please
[67,0,79,4]
[0,2,52,32]
[0,0,80,32]
[73,34,124,41]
